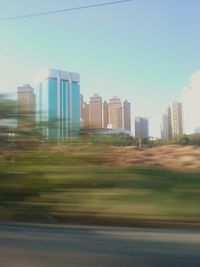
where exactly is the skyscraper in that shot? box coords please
[161,107,172,140]
[122,100,131,131]
[103,101,109,128]
[135,117,149,139]
[17,84,35,113]
[171,102,183,138]
[82,102,90,128]
[17,84,36,128]
[109,97,122,129]
[37,68,80,139]
[89,94,102,128]
[80,94,84,123]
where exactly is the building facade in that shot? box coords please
[82,102,90,128]
[161,103,182,140]
[135,117,149,139]
[80,94,84,124]
[37,69,80,139]
[171,102,183,138]
[122,100,131,131]
[89,94,102,128]
[17,84,36,128]
[109,97,122,129]
[161,107,172,140]
[103,101,109,128]
[17,84,35,113]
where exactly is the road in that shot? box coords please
[0,223,199,267]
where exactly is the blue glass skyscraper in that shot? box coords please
[36,69,80,139]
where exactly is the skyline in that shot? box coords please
[0,0,200,136]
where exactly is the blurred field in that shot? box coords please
[110,145,200,171]
[0,143,199,227]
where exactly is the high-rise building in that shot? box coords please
[103,101,109,128]
[80,94,131,131]
[36,68,80,139]
[171,102,183,138]
[161,102,183,140]
[161,107,172,140]
[122,100,131,131]
[82,102,90,128]
[80,94,84,121]
[182,70,200,134]
[89,94,102,128]
[135,117,149,139]
[17,84,36,128]
[109,97,122,129]
[17,84,35,113]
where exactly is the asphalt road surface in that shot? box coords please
[0,223,199,267]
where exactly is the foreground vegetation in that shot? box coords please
[0,143,199,228]
[0,99,199,227]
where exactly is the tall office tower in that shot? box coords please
[89,94,102,128]
[103,101,109,128]
[122,100,131,131]
[135,117,149,139]
[17,84,36,113]
[82,102,90,128]
[109,96,122,129]
[182,70,200,134]
[161,107,172,140]
[37,68,80,139]
[171,102,183,138]
[80,94,84,121]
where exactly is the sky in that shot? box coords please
[0,0,200,137]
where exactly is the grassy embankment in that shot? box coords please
[0,143,199,228]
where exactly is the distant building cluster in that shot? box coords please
[17,69,80,139]
[15,67,200,141]
[80,94,132,132]
[16,68,134,140]
[161,70,200,140]
[160,71,200,141]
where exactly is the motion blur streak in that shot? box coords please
[0,224,199,267]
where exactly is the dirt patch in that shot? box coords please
[109,145,200,172]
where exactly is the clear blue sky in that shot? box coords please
[0,0,200,136]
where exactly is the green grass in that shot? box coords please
[0,145,199,226]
